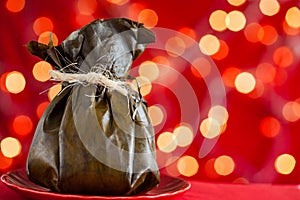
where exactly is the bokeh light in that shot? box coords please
[5,0,25,12]
[38,31,58,45]
[225,10,246,32]
[222,67,241,88]
[256,62,276,83]
[208,105,229,126]
[282,101,300,122]
[200,117,222,139]
[259,0,280,16]
[211,39,229,60]
[285,7,300,29]
[214,155,235,176]
[173,124,194,147]
[137,9,158,28]
[244,23,263,43]
[138,61,159,81]
[32,61,53,82]
[0,137,22,158]
[12,115,33,136]
[133,76,152,96]
[227,0,246,6]
[177,156,199,177]
[77,0,98,15]
[165,36,186,57]
[259,116,281,138]
[36,101,49,118]
[209,10,227,32]
[275,154,296,175]
[157,132,177,153]
[199,34,220,56]
[5,71,26,94]
[47,83,62,101]
[178,27,197,47]
[33,17,54,36]
[148,105,164,126]
[273,46,294,68]
[259,25,278,45]
[190,57,211,78]
[235,72,256,94]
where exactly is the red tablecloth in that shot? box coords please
[1,180,300,200]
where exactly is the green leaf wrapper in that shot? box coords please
[26,18,160,196]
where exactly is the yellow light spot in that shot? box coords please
[190,57,211,78]
[173,124,194,147]
[208,105,229,126]
[33,17,54,36]
[199,34,220,56]
[12,115,33,136]
[133,76,152,96]
[177,156,199,177]
[256,63,276,83]
[1,137,22,158]
[106,0,128,5]
[6,0,25,13]
[209,10,227,32]
[285,7,300,29]
[235,72,256,94]
[165,36,186,57]
[138,61,159,81]
[77,0,98,15]
[273,46,294,68]
[275,154,296,175]
[138,9,158,28]
[200,117,222,139]
[225,10,246,32]
[214,155,235,176]
[38,31,58,46]
[244,23,263,43]
[148,105,164,126]
[259,25,278,45]
[5,71,26,94]
[157,132,177,153]
[259,116,281,138]
[227,0,246,6]
[152,56,170,67]
[32,61,53,82]
[282,101,300,122]
[259,0,280,16]
[48,84,62,101]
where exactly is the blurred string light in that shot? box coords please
[199,34,220,56]
[227,0,246,6]
[138,61,159,81]
[12,115,33,136]
[36,101,49,118]
[32,61,53,82]
[5,0,25,13]
[225,10,246,32]
[165,36,186,57]
[259,116,281,138]
[131,76,152,96]
[190,57,211,78]
[77,0,97,15]
[259,0,280,16]
[222,67,241,88]
[0,137,22,158]
[214,155,235,176]
[282,101,300,122]
[47,83,61,101]
[211,40,229,60]
[200,117,222,139]
[157,132,177,153]
[234,72,256,94]
[5,71,26,94]
[173,124,194,147]
[209,10,227,32]
[33,17,54,36]
[137,9,158,28]
[148,105,165,126]
[256,62,276,84]
[275,154,296,175]
[177,155,199,177]
[38,31,58,45]
[285,7,300,29]
[273,46,293,68]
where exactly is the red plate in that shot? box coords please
[1,169,190,200]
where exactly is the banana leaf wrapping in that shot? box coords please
[26,18,160,195]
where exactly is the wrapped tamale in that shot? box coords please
[26,18,160,195]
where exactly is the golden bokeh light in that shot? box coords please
[165,36,186,57]
[12,115,33,136]
[209,10,227,32]
[199,34,220,56]
[157,132,177,153]
[208,105,229,126]
[256,62,276,83]
[33,61,53,82]
[273,46,294,68]
[38,31,58,46]
[77,0,98,15]
[177,156,199,177]
[282,101,300,122]
[285,7,300,29]
[259,116,281,138]
[275,154,296,175]
[6,0,25,12]
[138,61,159,81]
[190,57,211,78]
[227,0,246,6]
[225,10,246,32]
[148,105,164,126]
[5,71,26,94]
[211,39,229,60]
[138,9,158,28]
[173,124,194,147]
[259,25,278,45]
[200,117,222,139]
[152,56,170,67]
[214,155,235,176]
[244,23,263,43]
[36,101,49,118]
[33,17,54,36]
[48,83,62,101]
[259,0,280,16]
[235,72,256,94]
[106,0,128,5]
[222,67,241,88]
[133,76,152,96]
[0,137,22,158]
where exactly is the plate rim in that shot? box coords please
[1,169,191,200]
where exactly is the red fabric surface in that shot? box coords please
[2,180,300,200]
